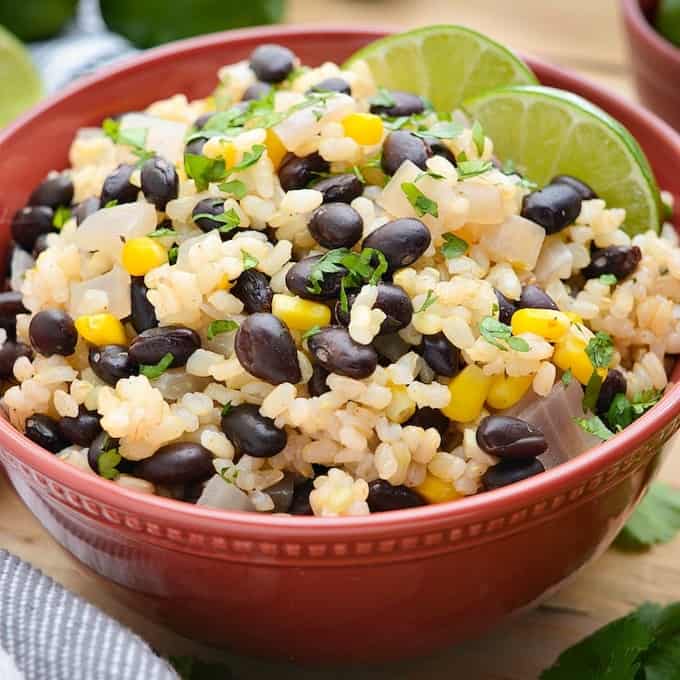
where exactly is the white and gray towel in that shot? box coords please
[0,550,179,680]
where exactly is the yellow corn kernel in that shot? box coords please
[122,237,167,276]
[553,333,594,385]
[441,364,492,423]
[386,385,417,424]
[216,274,233,291]
[342,113,384,145]
[416,474,461,504]
[75,314,127,346]
[486,374,532,410]
[265,128,287,170]
[510,308,570,342]
[565,311,583,325]
[202,138,237,167]
[272,294,331,331]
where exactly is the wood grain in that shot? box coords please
[1,1,674,678]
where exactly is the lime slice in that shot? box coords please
[343,25,537,112]
[0,26,43,128]
[464,85,661,235]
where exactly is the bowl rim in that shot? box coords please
[622,0,680,62]
[2,24,680,534]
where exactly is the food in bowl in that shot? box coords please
[1,28,676,518]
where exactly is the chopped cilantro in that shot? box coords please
[241,250,258,270]
[441,233,468,259]
[352,165,365,183]
[507,336,531,352]
[221,401,232,417]
[471,120,485,156]
[219,179,247,199]
[364,155,382,168]
[232,144,265,172]
[206,319,239,341]
[607,392,635,431]
[417,121,463,140]
[632,388,663,415]
[184,154,227,191]
[574,415,613,440]
[599,273,618,286]
[147,227,177,238]
[302,325,322,341]
[97,448,122,480]
[193,207,241,235]
[104,199,118,209]
[585,331,614,369]
[52,206,72,230]
[369,88,396,109]
[219,466,239,485]
[582,370,603,412]
[168,245,178,265]
[561,369,573,387]
[414,170,445,182]
[401,182,438,218]
[139,352,174,379]
[457,159,493,179]
[415,290,438,313]
[478,316,530,352]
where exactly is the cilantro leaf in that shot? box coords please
[352,165,365,184]
[139,352,174,379]
[401,182,438,218]
[169,655,233,680]
[97,449,122,480]
[147,227,177,238]
[607,393,634,431]
[52,206,72,230]
[441,233,468,259]
[417,121,463,139]
[232,144,265,172]
[415,290,438,313]
[104,199,118,209]
[457,159,493,179]
[102,117,120,142]
[471,120,485,156]
[118,127,148,149]
[582,370,603,412]
[220,401,232,417]
[561,369,573,387]
[184,154,227,191]
[207,319,239,341]
[414,170,445,182]
[478,316,530,353]
[168,245,178,265]
[585,331,614,369]
[219,179,247,199]
[193,207,241,235]
[241,250,258,270]
[632,389,663,415]
[307,247,388,298]
[574,415,613,440]
[369,88,396,109]
[507,336,531,352]
[599,273,618,286]
[302,325,322,341]
[219,466,239,485]
[615,483,680,550]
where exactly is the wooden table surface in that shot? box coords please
[2,1,678,678]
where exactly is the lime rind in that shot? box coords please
[464,85,661,235]
[343,25,537,112]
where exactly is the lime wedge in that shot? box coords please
[343,25,537,112]
[464,85,661,235]
[0,26,43,128]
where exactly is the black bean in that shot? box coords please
[518,284,559,311]
[312,173,363,204]
[32,233,50,259]
[289,479,314,515]
[278,152,329,191]
[100,164,138,206]
[367,479,426,512]
[129,326,201,368]
[308,362,330,396]
[308,77,351,95]
[582,245,642,280]
[0,341,32,379]
[72,196,100,225]
[134,443,215,485]
[193,113,213,130]
[231,269,273,314]
[370,90,425,117]
[482,458,545,491]
[521,183,582,234]
[495,289,517,326]
[11,206,54,251]
[362,218,431,272]
[596,368,627,416]
[286,254,347,301]
[404,407,450,438]
[381,131,431,176]
[267,473,296,513]
[28,175,74,209]
[29,310,78,356]
[308,202,363,249]
[242,81,273,101]
[340,283,413,335]
[25,414,68,453]
[130,277,159,333]
[235,313,301,384]
[88,431,129,476]
[221,403,287,457]
[249,44,295,83]
[422,136,457,165]
[88,345,138,386]
[192,198,226,232]
[0,291,28,340]
[58,407,101,447]
[307,326,378,379]
[373,333,411,366]
[551,174,597,200]
[420,332,459,377]
[185,137,207,156]
[476,415,548,459]
[141,157,179,211]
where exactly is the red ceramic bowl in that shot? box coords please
[1,25,680,665]
[623,0,680,130]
